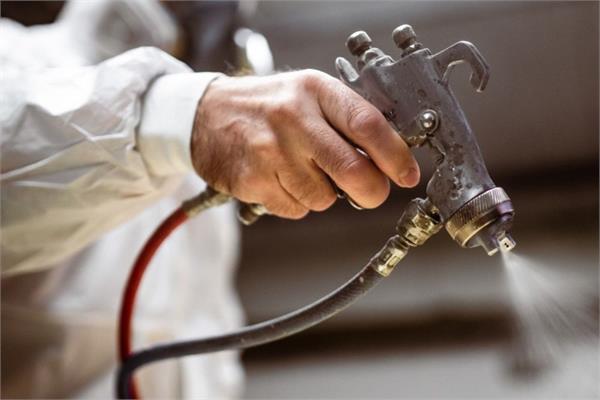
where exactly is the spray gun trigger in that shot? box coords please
[335,188,364,210]
[328,176,365,210]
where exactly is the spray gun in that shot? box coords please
[238,25,516,257]
[335,25,516,258]
[116,25,516,398]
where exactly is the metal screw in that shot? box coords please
[392,24,417,50]
[418,110,438,131]
[346,31,372,56]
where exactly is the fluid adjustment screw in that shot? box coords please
[393,24,417,49]
[346,31,372,56]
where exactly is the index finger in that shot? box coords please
[317,78,420,188]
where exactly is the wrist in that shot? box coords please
[191,75,232,178]
[138,72,222,177]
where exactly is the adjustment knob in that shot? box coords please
[393,24,417,50]
[346,31,372,56]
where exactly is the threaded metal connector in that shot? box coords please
[368,235,410,277]
[370,198,442,276]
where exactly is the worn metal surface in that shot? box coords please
[336,25,515,254]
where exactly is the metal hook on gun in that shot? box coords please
[431,41,490,92]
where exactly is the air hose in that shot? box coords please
[116,188,442,399]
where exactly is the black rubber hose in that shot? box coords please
[116,264,383,398]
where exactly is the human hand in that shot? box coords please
[191,70,420,219]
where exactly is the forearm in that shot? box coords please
[0,47,218,276]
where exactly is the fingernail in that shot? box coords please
[399,167,420,188]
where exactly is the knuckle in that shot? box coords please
[300,120,330,145]
[297,69,328,92]
[292,185,315,206]
[249,133,279,160]
[335,157,390,208]
[295,182,336,212]
[267,97,301,126]
[347,105,384,140]
[335,155,371,183]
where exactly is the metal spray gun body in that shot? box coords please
[335,25,516,259]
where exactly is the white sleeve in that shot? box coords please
[0,46,221,276]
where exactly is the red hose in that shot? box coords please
[118,207,188,399]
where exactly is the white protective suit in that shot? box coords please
[0,1,244,398]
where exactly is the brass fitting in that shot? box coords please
[396,198,443,248]
[370,198,442,276]
[181,187,232,217]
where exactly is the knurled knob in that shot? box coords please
[346,31,372,56]
[445,187,514,246]
[393,24,417,49]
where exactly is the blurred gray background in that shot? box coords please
[236,1,599,398]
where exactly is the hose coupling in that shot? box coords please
[181,187,232,218]
[396,198,443,248]
[370,198,442,276]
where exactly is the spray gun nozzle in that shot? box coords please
[499,233,516,253]
[477,230,516,256]
[468,212,516,256]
